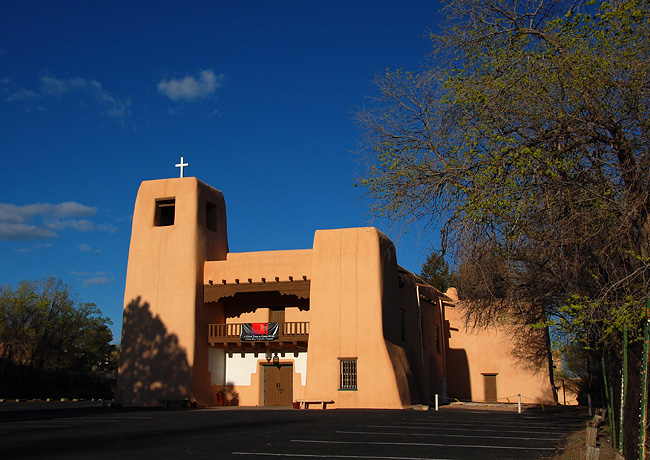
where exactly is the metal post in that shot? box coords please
[610,383,617,449]
[435,394,439,411]
[518,394,521,414]
[619,323,627,455]
[603,356,617,449]
[639,299,649,460]
[416,286,424,367]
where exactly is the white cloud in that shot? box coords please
[49,219,96,232]
[0,201,116,241]
[1,223,57,240]
[77,243,100,253]
[157,69,224,102]
[39,75,130,120]
[0,202,96,223]
[13,243,53,253]
[83,276,112,287]
[70,271,112,287]
[97,223,119,233]
[6,87,40,102]
[52,201,97,218]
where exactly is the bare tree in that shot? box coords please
[356,1,650,455]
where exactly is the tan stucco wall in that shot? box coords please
[303,228,406,408]
[204,249,312,285]
[117,178,228,407]
[444,290,555,404]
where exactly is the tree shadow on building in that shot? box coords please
[116,297,191,407]
[445,348,472,401]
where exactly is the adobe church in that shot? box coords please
[115,175,558,408]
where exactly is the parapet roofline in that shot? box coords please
[397,264,453,302]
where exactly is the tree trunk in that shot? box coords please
[545,325,559,404]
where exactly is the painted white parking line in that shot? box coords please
[336,430,560,441]
[233,453,455,460]
[0,417,128,429]
[0,425,71,428]
[368,424,565,435]
[292,439,556,451]
[46,419,120,423]
[391,421,569,431]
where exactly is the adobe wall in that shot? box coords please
[385,270,448,406]
[204,249,313,284]
[444,290,556,404]
[304,227,405,408]
[117,178,228,407]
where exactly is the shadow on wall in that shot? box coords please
[116,297,191,407]
[445,348,472,401]
[385,341,419,407]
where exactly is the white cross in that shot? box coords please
[175,156,189,178]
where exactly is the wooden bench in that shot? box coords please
[297,400,335,409]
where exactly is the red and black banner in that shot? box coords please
[241,322,279,341]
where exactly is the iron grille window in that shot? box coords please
[339,358,357,390]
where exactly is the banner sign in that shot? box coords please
[241,322,279,341]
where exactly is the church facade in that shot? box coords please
[116,177,557,408]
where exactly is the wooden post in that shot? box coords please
[585,445,600,460]
[587,422,598,447]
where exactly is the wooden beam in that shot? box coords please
[204,280,310,302]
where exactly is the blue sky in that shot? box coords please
[0,1,443,342]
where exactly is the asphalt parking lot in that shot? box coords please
[0,401,587,460]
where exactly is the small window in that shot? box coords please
[206,201,217,232]
[154,198,175,227]
[339,358,357,390]
[435,326,441,354]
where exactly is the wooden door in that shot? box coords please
[270,309,285,324]
[484,374,497,402]
[264,365,293,406]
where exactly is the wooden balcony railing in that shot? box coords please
[208,322,309,352]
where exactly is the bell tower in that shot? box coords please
[117,177,228,406]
